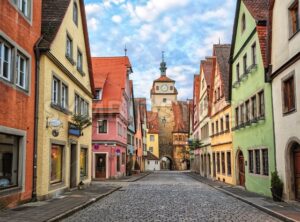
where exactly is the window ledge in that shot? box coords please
[283,108,297,116]
[0,186,22,196]
[77,67,86,76]
[51,103,71,115]
[289,29,300,41]
[66,55,76,65]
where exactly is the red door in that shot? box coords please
[294,149,300,200]
[238,152,245,187]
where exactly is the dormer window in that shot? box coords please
[241,13,246,33]
[73,2,78,26]
[95,88,103,100]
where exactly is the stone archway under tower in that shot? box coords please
[160,156,173,170]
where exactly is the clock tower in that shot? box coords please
[150,53,178,169]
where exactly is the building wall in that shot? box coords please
[231,3,275,197]
[145,160,160,171]
[0,0,41,207]
[147,133,159,158]
[271,0,300,201]
[36,1,92,199]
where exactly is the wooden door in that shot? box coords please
[238,152,245,187]
[96,154,106,179]
[294,148,300,200]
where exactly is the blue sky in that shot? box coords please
[84,0,236,105]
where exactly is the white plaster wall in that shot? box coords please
[145,160,160,171]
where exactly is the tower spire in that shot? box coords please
[160,51,167,76]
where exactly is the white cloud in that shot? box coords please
[85,3,102,17]
[87,17,99,31]
[112,15,122,23]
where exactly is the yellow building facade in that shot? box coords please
[147,134,159,158]
[146,111,159,158]
[210,45,234,185]
[36,0,93,199]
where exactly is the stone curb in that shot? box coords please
[46,186,122,222]
[186,173,297,222]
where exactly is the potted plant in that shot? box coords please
[271,171,283,201]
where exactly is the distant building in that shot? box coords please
[92,57,132,179]
[147,111,160,158]
[145,151,160,171]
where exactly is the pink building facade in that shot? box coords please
[92,57,132,179]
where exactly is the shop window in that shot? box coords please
[80,148,87,179]
[227,152,231,176]
[51,145,63,184]
[283,75,295,114]
[0,133,19,190]
[262,149,269,176]
[98,120,107,133]
[249,150,254,173]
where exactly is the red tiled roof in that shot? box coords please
[172,101,189,133]
[147,111,159,134]
[201,59,214,87]
[213,44,231,101]
[193,75,200,104]
[153,75,175,82]
[146,151,160,160]
[92,57,131,111]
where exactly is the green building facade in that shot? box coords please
[230,0,275,197]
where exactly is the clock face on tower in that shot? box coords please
[161,84,168,92]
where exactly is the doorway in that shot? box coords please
[70,144,77,188]
[293,144,300,200]
[95,154,107,179]
[237,151,245,187]
[161,156,172,170]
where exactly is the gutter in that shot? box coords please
[32,37,43,201]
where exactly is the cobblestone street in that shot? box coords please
[63,172,280,222]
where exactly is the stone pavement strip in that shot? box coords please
[186,172,300,222]
[0,184,121,222]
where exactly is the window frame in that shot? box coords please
[98,120,108,134]
[50,144,64,184]
[77,48,83,72]
[227,151,231,176]
[73,2,78,26]
[258,90,265,118]
[66,34,73,62]
[16,52,28,90]
[251,42,257,65]
[241,13,246,33]
[289,0,300,37]
[94,88,103,100]
[0,41,12,82]
[243,54,247,74]
[282,73,296,115]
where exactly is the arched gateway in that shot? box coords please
[161,156,173,170]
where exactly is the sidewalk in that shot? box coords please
[187,172,300,222]
[0,184,121,222]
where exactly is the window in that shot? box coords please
[122,152,125,165]
[52,78,59,105]
[12,0,31,18]
[0,42,12,81]
[149,147,153,153]
[156,86,159,91]
[283,75,295,113]
[155,161,158,164]
[73,2,78,25]
[51,145,63,184]
[240,104,245,124]
[255,150,261,174]
[289,1,299,35]
[98,120,107,133]
[66,35,73,59]
[242,13,246,32]
[235,107,239,127]
[220,118,224,133]
[135,138,138,147]
[243,54,247,74]
[251,43,257,65]
[61,84,68,109]
[216,121,219,134]
[95,88,103,100]
[262,149,269,176]
[170,86,173,90]
[225,115,230,131]
[227,152,231,175]
[117,155,120,172]
[217,152,220,173]
[201,123,209,139]
[217,87,220,100]
[214,90,217,102]
[74,94,88,115]
[0,133,19,189]
[150,135,155,141]
[221,152,225,174]
[249,150,254,173]
[258,91,265,117]
[251,95,257,119]
[80,148,87,179]
[77,49,83,72]
[245,100,250,122]
[211,123,214,135]
[163,98,167,103]
[74,94,80,114]
[16,53,27,89]
[236,63,240,81]
[147,161,150,165]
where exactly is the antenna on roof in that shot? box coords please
[124,44,127,56]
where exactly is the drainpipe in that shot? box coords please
[32,37,43,201]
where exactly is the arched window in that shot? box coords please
[73,2,78,25]
[241,13,246,32]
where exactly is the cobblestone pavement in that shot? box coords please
[63,171,281,222]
